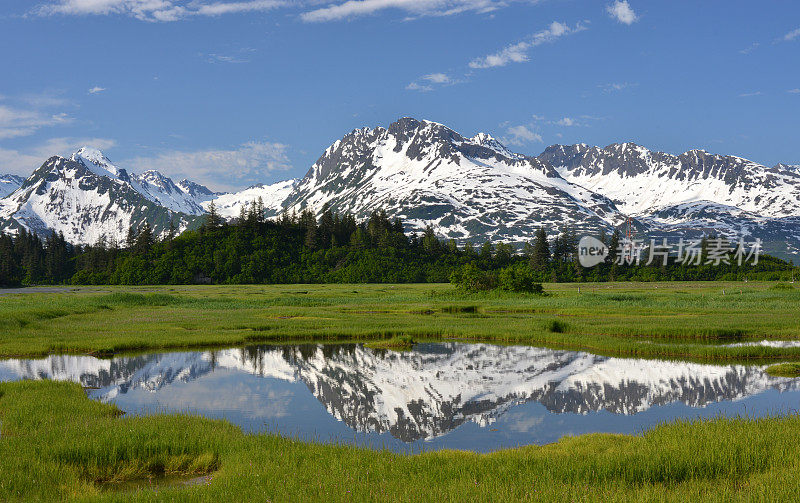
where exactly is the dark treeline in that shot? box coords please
[0,200,795,287]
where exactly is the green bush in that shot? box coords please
[498,264,544,294]
[449,263,497,292]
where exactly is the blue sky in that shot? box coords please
[0,0,798,191]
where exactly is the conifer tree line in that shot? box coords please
[0,199,794,287]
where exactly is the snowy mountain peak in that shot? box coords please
[471,132,521,159]
[280,117,622,242]
[178,179,217,198]
[71,147,128,181]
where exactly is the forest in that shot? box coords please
[0,201,795,288]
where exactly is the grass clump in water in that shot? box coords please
[365,335,415,350]
[765,362,800,377]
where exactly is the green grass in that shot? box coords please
[765,362,800,377]
[3,283,800,501]
[3,380,800,502]
[1,282,800,362]
[364,334,416,350]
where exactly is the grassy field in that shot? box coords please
[2,281,800,501]
[3,380,800,502]
[0,281,799,362]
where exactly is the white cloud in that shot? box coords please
[738,91,762,97]
[195,0,286,16]
[503,125,542,146]
[35,0,285,22]
[406,72,455,91]
[422,73,451,84]
[204,53,248,64]
[406,82,433,92]
[788,88,800,94]
[739,42,759,55]
[784,27,800,41]
[606,1,637,25]
[555,117,577,127]
[469,21,585,69]
[0,105,72,140]
[0,137,117,176]
[123,141,293,191]
[301,0,500,23]
[88,86,106,94]
[600,82,635,93]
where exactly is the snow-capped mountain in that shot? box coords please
[2,119,799,258]
[539,143,800,258]
[205,180,295,219]
[1,342,795,443]
[538,143,800,218]
[281,118,625,242]
[0,174,24,198]
[0,148,206,244]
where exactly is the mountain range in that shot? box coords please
[1,118,798,260]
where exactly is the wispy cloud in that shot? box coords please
[784,27,800,41]
[606,0,637,25]
[738,91,763,97]
[422,73,452,84]
[502,125,542,146]
[34,0,286,22]
[788,88,800,94]
[123,141,293,191]
[301,0,504,23]
[88,86,106,94]
[0,105,71,139]
[599,82,636,93]
[555,117,578,127]
[0,137,117,176]
[195,0,287,15]
[405,82,433,92]
[469,21,586,69]
[406,72,457,92]
[739,42,759,55]
[407,21,583,91]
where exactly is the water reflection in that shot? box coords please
[1,343,798,452]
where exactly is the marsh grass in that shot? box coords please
[765,362,800,377]
[546,319,568,333]
[0,282,799,363]
[364,334,416,350]
[3,381,800,502]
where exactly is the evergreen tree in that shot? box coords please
[125,225,137,249]
[530,228,550,269]
[135,223,154,256]
[299,208,317,249]
[318,203,335,247]
[206,201,223,229]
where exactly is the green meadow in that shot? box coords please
[4,380,800,502]
[0,281,799,360]
[2,281,800,501]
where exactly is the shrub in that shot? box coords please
[449,264,497,293]
[498,264,544,294]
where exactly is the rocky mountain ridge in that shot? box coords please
[1,118,798,258]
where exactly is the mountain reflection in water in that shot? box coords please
[2,343,798,452]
